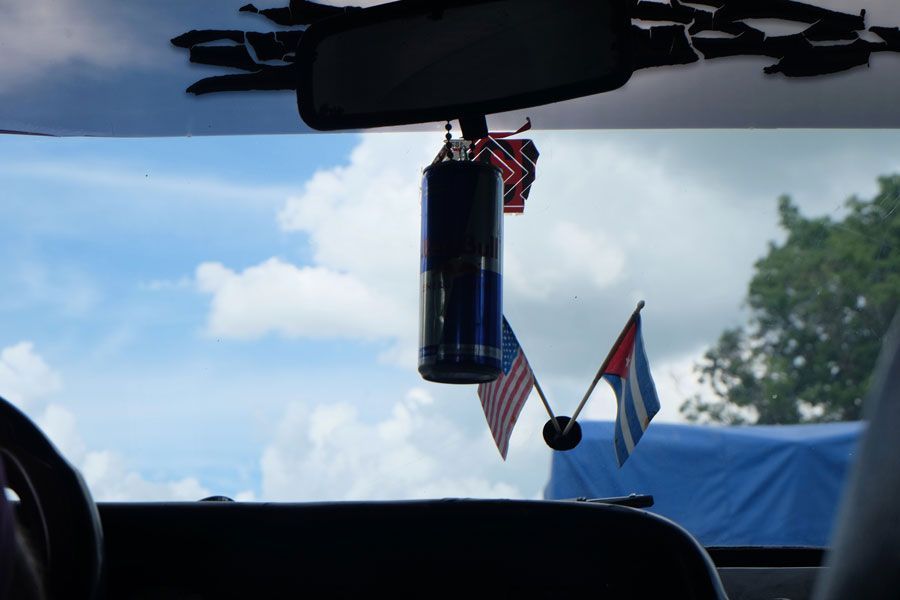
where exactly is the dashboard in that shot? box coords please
[98,499,727,599]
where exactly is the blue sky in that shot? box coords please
[0,134,359,495]
[2,130,899,501]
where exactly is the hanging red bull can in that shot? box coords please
[419,160,503,384]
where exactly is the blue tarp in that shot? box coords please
[544,421,863,547]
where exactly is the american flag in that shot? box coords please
[478,318,534,459]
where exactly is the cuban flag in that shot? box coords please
[603,315,660,466]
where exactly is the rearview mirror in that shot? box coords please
[296,0,633,131]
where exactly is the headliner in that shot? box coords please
[2,0,899,136]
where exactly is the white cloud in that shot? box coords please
[276,134,432,314]
[506,220,624,300]
[259,388,524,501]
[0,342,62,410]
[0,342,209,501]
[198,134,435,360]
[196,258,405,340]
[35,403,86,463]
[77,450,208,502]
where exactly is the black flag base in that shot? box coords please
[543,416,582,451]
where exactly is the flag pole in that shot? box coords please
[562,300,645,436]
[532,376,562,434]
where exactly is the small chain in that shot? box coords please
[433,121,474,163]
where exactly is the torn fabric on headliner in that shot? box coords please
[3,0,900,135]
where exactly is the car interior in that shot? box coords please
[2,0,899,598]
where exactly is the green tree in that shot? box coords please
[681,176,900,424]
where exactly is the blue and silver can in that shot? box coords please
[419,160,503,384]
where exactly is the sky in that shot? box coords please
[1,129,899,502]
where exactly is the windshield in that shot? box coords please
[1,129,896,545]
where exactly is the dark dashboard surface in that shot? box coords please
[98,499,726,599]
